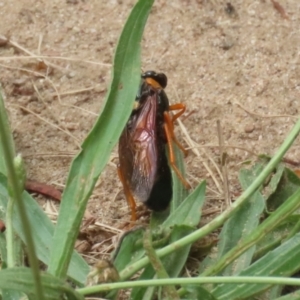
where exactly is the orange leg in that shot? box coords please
[163,112,191,190]
[167,103,188,157]
[117,166,136,221]
[169,103,186,122]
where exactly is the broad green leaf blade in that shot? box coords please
[48,0,155,279]
[2,289,25,300]
[212,233,300,299]
[0,267,83,300]
[0,173,89,285]
[163,181,206,228]
[217,164,265,275]
[161,225,194,277]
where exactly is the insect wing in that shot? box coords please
[119,93,159,203]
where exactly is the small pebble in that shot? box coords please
[67,71,76,78]
[244,124,255,133]
[12,77,28,86]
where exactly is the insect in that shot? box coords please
[118,71,190,221]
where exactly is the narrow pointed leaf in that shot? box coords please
[163,181,206,228]
[0,90,15,174]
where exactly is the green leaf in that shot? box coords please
[216,164,265,275]
[2,289,25,300]
[263,163,285,200]
[113,227,145,272]
[161,225,194,276]
[268,168,300,211]
[212,233,300,299]
[0,173,89,285]
[48,0,155,279]
[253,215,300,261]
[163,181,206,228]
[0,267,83,300]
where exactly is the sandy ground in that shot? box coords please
[0,0,299,270]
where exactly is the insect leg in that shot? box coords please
[167,103,188,157]
[169,103,186,122]
[117,166,137,221]
[163,112,191,189]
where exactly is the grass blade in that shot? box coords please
[0,89,15,174]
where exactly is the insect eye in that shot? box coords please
[156,73,167,89]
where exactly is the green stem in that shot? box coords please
[0,92,45,300]
[6,196,15,267]
[77,276,300,295]
[143,228,179,299]
[119,118,300,281]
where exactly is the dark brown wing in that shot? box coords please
[118,93,159,204]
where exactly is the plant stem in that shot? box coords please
[77,276,300,295]
[6,196,15,267]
